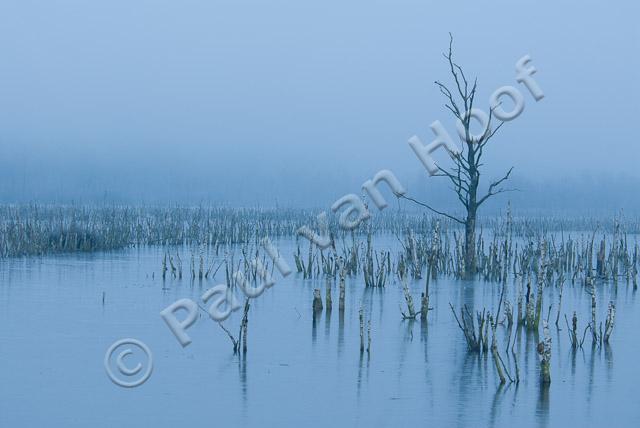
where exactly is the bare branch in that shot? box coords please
[445,33,469,106]
[477,167,515,206]
[396,192,465,224]
[436,164,470,209]
[434,80,462,119]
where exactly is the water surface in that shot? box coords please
[1,238,638,427]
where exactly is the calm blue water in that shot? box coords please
[1,238,638,427]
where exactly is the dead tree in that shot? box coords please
[399,35,514,278]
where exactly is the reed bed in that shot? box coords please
[0,204,316,257]
[2,204,638,260]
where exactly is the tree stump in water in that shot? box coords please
[313,289,323,313]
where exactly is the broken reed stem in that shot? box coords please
[565,312,579,349]
[162,252,167,280]
[525,277,535,329]
[400,275,418,319]
[359,306,365,354]
[421,223,438,322]
[590,279,598,344]
[490,315,507,384]
[337,260,346,311]
[604,301,615,343]
[241,300,249,354]
[450,303,488,353]
[539,320,552,385]
[420,292,429,322]
[421,264,431,322]
[511,328,520,383]
[534,241,547,330]
[555,273,564,328]
[504,300,513,328]
[516,274,524,326]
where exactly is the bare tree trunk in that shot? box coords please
[463,148,479,279]
[464,212,477,278]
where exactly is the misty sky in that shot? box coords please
[0,0,638,213]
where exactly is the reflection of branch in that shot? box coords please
[395,192,464,224]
